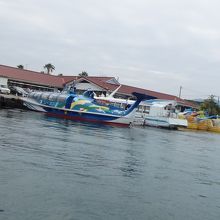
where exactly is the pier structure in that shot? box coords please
[0,94,27,109]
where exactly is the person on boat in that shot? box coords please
[68,80,76,93]
[125,104,131,110]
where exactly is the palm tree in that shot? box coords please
[17,65,24,69]
[44,63,55,74]
[78,71,88,77]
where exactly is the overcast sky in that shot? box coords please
[0,0,220,99]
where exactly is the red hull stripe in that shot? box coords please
[46,112,130,127]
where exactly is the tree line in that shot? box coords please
[200,95,220,116]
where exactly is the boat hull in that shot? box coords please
[23,99,134,127]
[144,116,188,129]
[44,106,132,127]
[187,119,220,133]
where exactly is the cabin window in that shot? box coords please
[34,93,40,99]
[143,106,150,114]
[36,94,39,99]
[137,106,144,112]
[41,93,50,100]
[114,103,122,108]
[29,92,35,99]
[57,95,66,103]
[48,94,58,102]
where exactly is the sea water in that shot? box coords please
[0,109,220,220]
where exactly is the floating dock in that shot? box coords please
[0,94,28,109]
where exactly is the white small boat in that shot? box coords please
[96,96,188,129]
[140,100,188,128]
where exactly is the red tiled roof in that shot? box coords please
[0,65,115,89]
[0,64,64,88]
[119,85,180,100]
[74,76,178,99]
[118,85,198,107]
[61,75,78,84]
[74,77,197,107]
[75,76,116,90]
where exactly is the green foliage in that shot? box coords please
[17,65,24,69]
[44,63,55,74]
[200,95,220,115]
[78,71,88,77]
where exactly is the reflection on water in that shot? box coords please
[0,109,220,220]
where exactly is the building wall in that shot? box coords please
[66,81,107,96]
[0,77,8,86]
[8,80,57,92]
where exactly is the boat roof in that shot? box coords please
[143,99,177,107]
[95,96,178,107]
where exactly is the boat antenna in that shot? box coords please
[108,85,122,98]
[179,86,182,98]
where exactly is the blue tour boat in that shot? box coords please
[23,90,155,127]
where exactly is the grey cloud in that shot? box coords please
[1,0,220,98]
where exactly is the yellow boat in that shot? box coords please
[179,111,220,133]
[209,126,220,133]
[185,115,198,130]
[187,118,220,133]
[187,122,198,130]
[197,119,212,131]
[208,119,220,133]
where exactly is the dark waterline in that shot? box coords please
[0,109,220,220]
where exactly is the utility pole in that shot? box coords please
[179,86,182,98]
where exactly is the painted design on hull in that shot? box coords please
[70,98,123,115]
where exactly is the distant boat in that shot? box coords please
[22,90,155,127]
